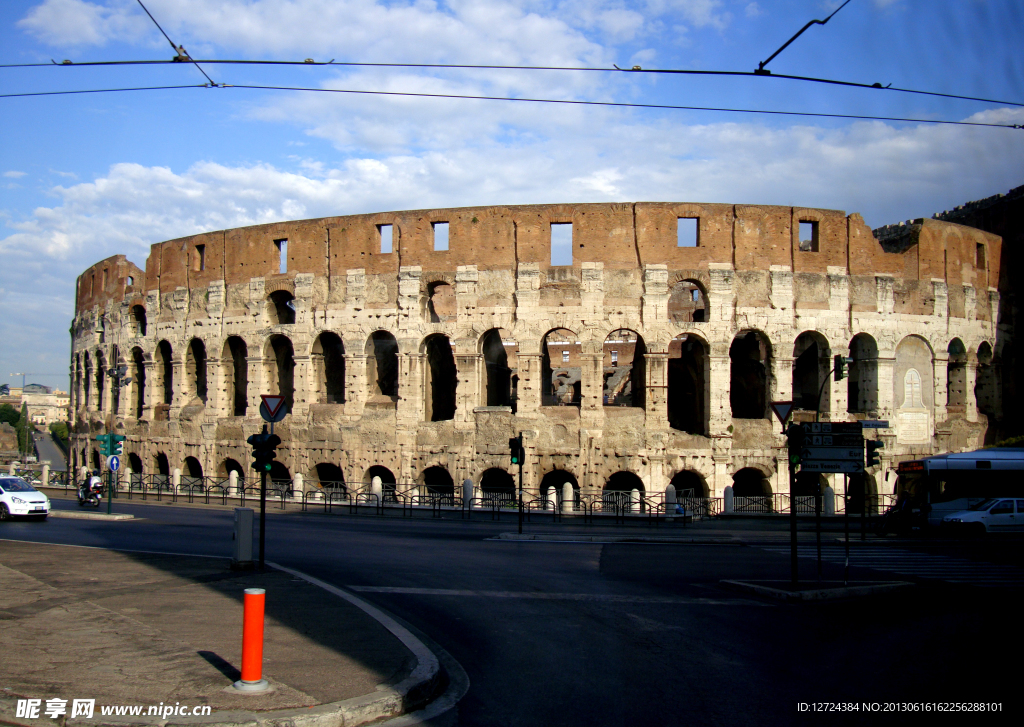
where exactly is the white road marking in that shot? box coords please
[348,585,765,605]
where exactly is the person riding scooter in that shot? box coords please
[78,471,103,507]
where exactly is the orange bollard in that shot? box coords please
[233,588,269,691]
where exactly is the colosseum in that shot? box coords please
[68,202,1004,509]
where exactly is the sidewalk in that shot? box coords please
[0,541,444,726]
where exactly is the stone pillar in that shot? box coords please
[545,486,556,511]
[723,485,734,513]
[630,488,640,513]
[516,353,543,416]
[344,353,367,416]
[229,470,238,496]
[172,468,181,493]
[580,352,603,414]
[823,485,835,516]
[370,475,383,502]
[293,472,304,497]
[292,354,311,417]
[462,478,473,507]
[708,353,732,436]
[455,354,481,425]
[965,361,979,422]
[933,355,949,421]
[876,356,896,422]
[246,355,264,414]
[8,462,16,475]
[561,482,573,513]
[141,360,155,420]
[645,352,669,429]
[665,483,676,514]
[831,346,850,420]
[398,352,425,425]
[42,464,50,487]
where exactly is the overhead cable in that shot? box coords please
[3,81,1018,130]
[756,0,853,73]
[134,0,217,86]
[3,57,1020,108]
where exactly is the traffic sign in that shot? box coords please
[770,401,795,429]
[806,433,864,447]
[799,460,864,473]
[106,455,120,472]
[259,395,287,423]
[801,422,863,433]
[861,420,890,429]
[800,447,864,461]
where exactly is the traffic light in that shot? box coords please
[834,355,853,381]
[866,439,884,468]
[786,424,805,466]
[96,433,111,457]
[111,434,126,456]
[248,429,281,473]
[509,435,524,466]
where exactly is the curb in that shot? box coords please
[48,511,135,521]
[495,532,739,544]
[720,579,915,602]
[0,552,451,727]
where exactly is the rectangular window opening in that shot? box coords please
[274,239,288,274]
[562,351,570,363]
[677,217,699,247]
[611,350,619,365]
[432,221,449,251]
[195,244,206,272]
[799,221,819,252]
[378,224,393,254]
[976,243,986,271]
[550,223,573,266]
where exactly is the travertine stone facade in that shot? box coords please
[69,202,1002,501]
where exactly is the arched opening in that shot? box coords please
[312,332,346,404]
[668,333,707,434]
[420,466,455,502]
[793,470,827,497]
[976,342,998,418]
[947,338,967,409]
[186,338,208,404]
[154,452,170,489]
[156,340,173,406]
[732,468,771,497]
[183,456,203,489]
[670,470,709,498]
[426,281,456,322]
[668,279,709,323]
[604,471,646,512]
[267,290,295,325]
[423,334,457,421]
[265,335,295,411]
[848,334,878,414]
[539,469,580,509]
[480,468,516,506]
[221,458,245,489]
[223,337,248,416]
[91,449,101,471]
[95,350,106,411]
[131,305,147,337]
[128,452,143,474]
[312,463,346,490]
[481,328,518,410]
[846,474,878,515]
[793,332,830,414]
[366,331,399,399]
[269,462,291,491]
[131,347,146,418]
[542,328,581,407]
[730,331,770,419]
[603,329,646,408]
[895,336,934,445]
[83,352,91,408]
[74,355,82,411]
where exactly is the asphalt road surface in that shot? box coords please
[31,430,67,471]
[2,499,1021,725]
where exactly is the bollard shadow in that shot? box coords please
[197,650,240,682]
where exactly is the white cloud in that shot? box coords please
[4,171,27,178]
[17,0,150,47]
[744,2,762,18]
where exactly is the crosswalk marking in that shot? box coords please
[760,545,1024,588]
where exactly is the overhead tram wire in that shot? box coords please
[3,81,1019,130]
[133,0,218,87]
[1,59,1021,109]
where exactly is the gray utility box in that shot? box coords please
[232,507,254,569]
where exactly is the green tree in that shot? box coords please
[0,403,18,426]
[15,402,33,455]
[49,421,69,450]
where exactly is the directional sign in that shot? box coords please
[799,460,864,473]
[106,455,120,472]
[801,422,863,433]
[806,434,865,447]
[801,447,864,461]
[861,420,890,429]
[259,395,287,423]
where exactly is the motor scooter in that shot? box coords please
[78,478,103,508]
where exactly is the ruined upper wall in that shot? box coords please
[74,202,1000,314]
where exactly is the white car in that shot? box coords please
[0,476,51,520]
[942,498,1024,534]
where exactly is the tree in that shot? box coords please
[0,403,18,427]
[49,421,69,450]
[15,402,33,455]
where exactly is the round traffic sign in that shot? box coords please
[107,455,120,472]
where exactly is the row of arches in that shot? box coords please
[74,328,999,430]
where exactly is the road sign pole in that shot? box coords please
[815,479,822,582]
[789,452,798,587]
[259,468,267,571]
[107,468,113,515]
[844,473,850,586]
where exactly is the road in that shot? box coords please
[2,498,1022,725]
[31,429,66,471]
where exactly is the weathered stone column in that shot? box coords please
[707,352,731,436]
[515,353,543,417]
[644,352,669,429]
[246,355,264,413]
[932,354,949,422]
[875,356,896,422]
[965,361,979,422]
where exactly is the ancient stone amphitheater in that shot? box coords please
[69,202,1003,507]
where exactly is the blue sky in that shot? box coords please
[2,0,1023,391]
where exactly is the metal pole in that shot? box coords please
[815,479,822,581]
[517,433,524,535]
[259,422,270,570]
[844,474,850,585]
[789,455,798,586]
[860,475,866,541]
